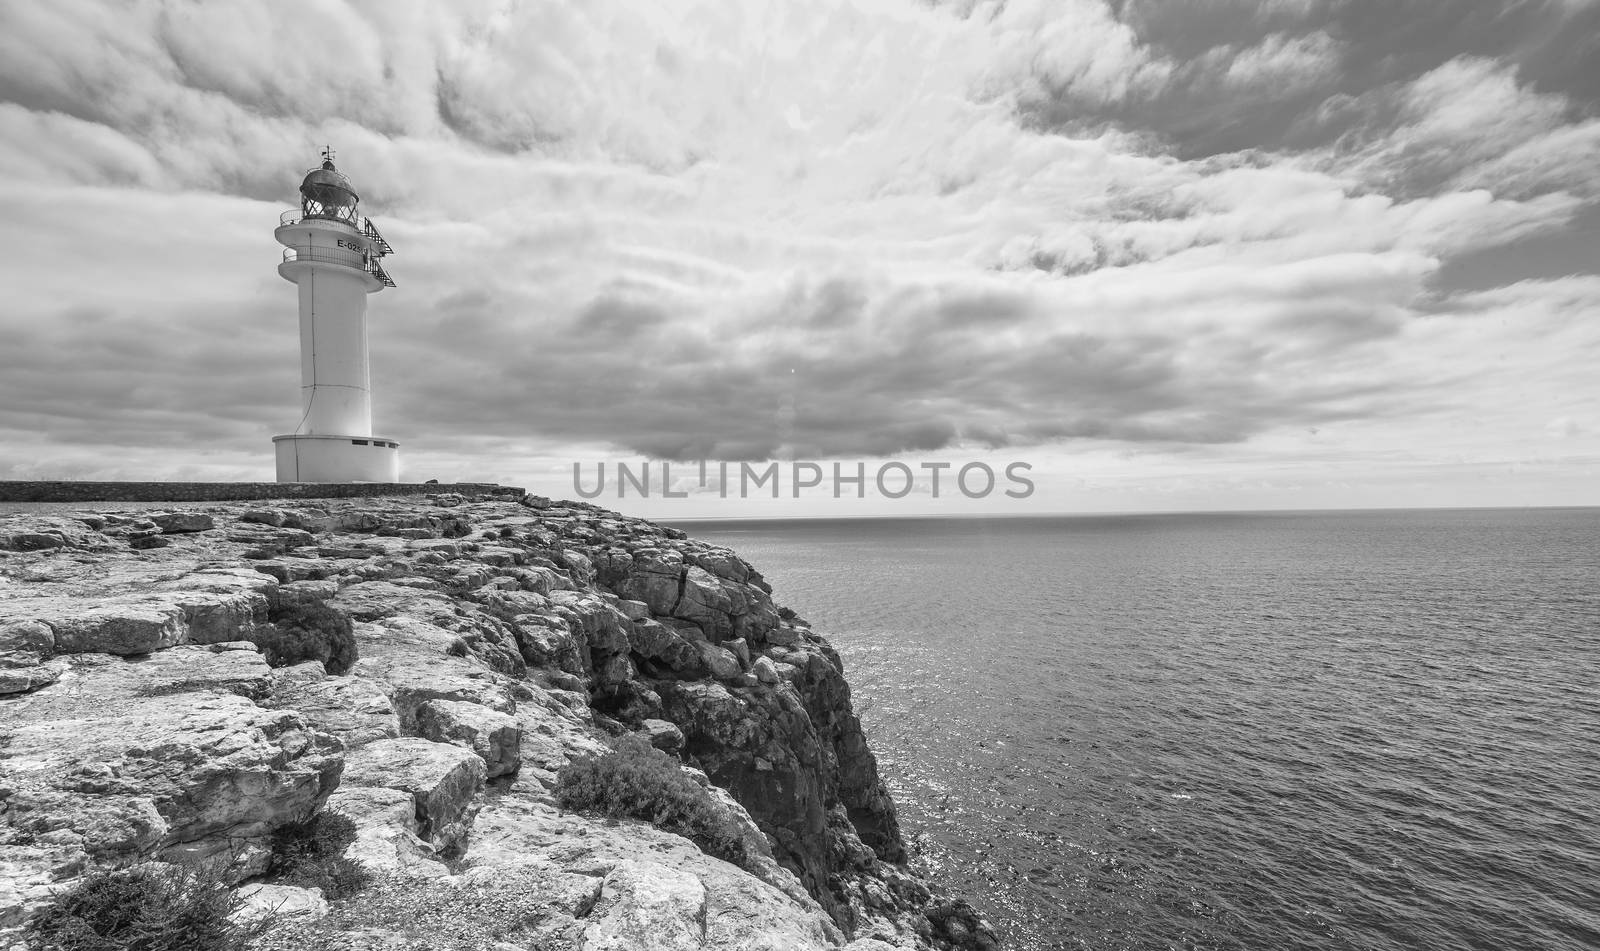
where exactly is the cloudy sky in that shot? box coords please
[1,0,1597,517]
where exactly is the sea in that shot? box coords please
[668,508,1600,951]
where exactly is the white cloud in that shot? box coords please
[0,0,1594,511]
[1318,56,1600,200]
[1216,30,1341,94]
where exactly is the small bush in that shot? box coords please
[267,813,371,900]
[24,862,269,951]
[254,602,357,674]
[555,734,747,867]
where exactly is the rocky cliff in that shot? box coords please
[0,494,996,950]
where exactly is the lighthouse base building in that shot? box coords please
[272,151,401,483]
[272,434,399,484]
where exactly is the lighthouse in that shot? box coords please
[271,149,400,482]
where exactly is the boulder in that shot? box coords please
[415,699,523,778]
[227,524,316,557]
[322,785,447,876]
[0,619,55,656]
[511,614,586,676]
[465,799,839,950]
[0,620,59,694]
[640,718,686,753]
[615,598,650,621]
[547,590,630,655]
[616,550,778,642]
[172,589,270,645]
[628,618,705,674]
[581,861,708,949]
[697,642,744,681]
[0,658,63,694]
[148,512,214,534]
[47,600,186,655]
[275,579,340,610]
[350,649,517,732]
[475,588,550,621]
[341,738,487,853]
[0,517,111,552]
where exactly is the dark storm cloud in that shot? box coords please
[369,272,1411,461]
[0,303,292,449]
[1026,0,1600,163]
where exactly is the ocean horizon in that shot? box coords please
[674,507,1600,950]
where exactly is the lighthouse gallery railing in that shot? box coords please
[280,210,394,256]
[281,246,396,288]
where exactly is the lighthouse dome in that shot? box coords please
[299,158,359,219]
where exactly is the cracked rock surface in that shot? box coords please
[1,495,996,950]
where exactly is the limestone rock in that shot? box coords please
[174,589,270,645]
[659,671,905,931]
[268,663,400,746]
[329,580,450,621]
[341,738,487,852]
[466,799,840,950]
[475,587,550,621]
[148,511,215,534]
[0,499,954,950]
[615,549,780,643]
[322,785,446,876]
[47,600,186,655]
[227,523,316,558]
[1,664,340,879]
[697,641,744,681]
[0,517,111,552]
[581,860,708,949]
[351,648,516,732]
[511,613,587,677]
[628,618,705,674]
[275,579,340,609]
[0,619,55,656]
[641,718,686,753]
[615,598,650,621]
[415,699,522,778]
[241,507,330,533]
[0,658,62,695]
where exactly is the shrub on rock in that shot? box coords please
[556,734,747,868]
[24,861,270,951]
[266,812,371,900]
[253,602,357,674]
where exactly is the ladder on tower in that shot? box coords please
[362,218,394,257]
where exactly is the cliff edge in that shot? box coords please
[0,494,996,950]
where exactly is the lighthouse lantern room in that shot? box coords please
[272,149,400,482]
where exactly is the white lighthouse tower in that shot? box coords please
[272,149,400,483]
